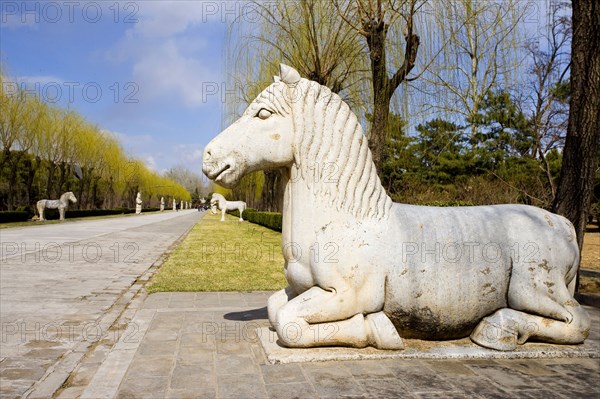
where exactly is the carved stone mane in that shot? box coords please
[250,80,392,220]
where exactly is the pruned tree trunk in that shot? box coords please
[552,0,600,289]
[261,170,284,212]
[362,10,420,173]
[7,154,19,211]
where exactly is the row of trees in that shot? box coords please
[0,73,191,212]
[221,0,599,253]
[381,88,566,208]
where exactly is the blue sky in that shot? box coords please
[1,1,560,174]
[0,0,249,173]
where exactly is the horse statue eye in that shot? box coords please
[257,109,272,120]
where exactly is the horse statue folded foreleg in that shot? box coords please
[268,286,404,349]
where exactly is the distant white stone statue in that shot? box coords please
[160,197,165,212]
[135,192,143,214]
[202,63,590,351]
[210,193,246,222]
[172,199,177,211]
[180,200,184,210]
[36,191,77,221]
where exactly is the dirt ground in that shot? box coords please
[579,223,599,294]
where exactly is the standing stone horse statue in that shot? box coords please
[202,64,589,351]
[210,193,246,222]
[36,191,77,221]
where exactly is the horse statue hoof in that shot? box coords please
[470,318,518,351]
[366,312,404,350]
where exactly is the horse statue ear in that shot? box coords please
[280,64,301,85]
[273,76,281,83]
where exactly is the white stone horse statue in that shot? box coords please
[210,193,246,222]
[36,191,77,221]
[202,64,589,351]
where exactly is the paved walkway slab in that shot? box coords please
[0,210,203,399]
[80,292,599,399]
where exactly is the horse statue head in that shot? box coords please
[203,64,391,220]
[61,191,77,204]
[210,193,223,207]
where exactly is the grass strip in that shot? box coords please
[147,212,287,292]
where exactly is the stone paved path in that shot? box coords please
[0,210,203,398]
[79,292,599,399]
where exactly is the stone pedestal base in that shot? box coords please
[257,320,600,364]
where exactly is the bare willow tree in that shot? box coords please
[224,0,368,211]
[413,0,527,136]
[524,2,571,198]
[256,1,366,94]
[334,0,425,173]
[226,0,367,115]
[0,76,41,209]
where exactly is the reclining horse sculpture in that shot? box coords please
[210,193,246,221]
[37,191,77,221]
[202,64,589,351]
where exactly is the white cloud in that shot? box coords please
[102,130,204,172]
[17,75,64,85]
[109,130,155,149]
[145,155,157,170]
[131,2,207,38]
[131,40,216,107]
[173,145,204,164]
[105,1,223,108]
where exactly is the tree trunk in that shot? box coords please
[7,154,19,211]
[552,0,600,288]
[261,170,285,212]
[365,19,389,173]
[363,13,420,174]
[58,162,69,195]
[26,156,40,206]
[77,172,85,210]
[92,178,100,209]
[46,163,57,198]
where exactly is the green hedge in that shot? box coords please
[0,211,29,223]
[228,208,283,232]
